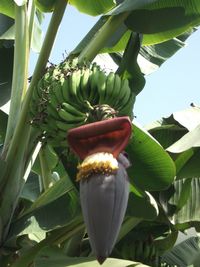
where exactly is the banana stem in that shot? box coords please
[2,3,29,154]
[0,0,67,241]
[39,146,52,191]
[27,0,35,51]
[5,0,67,164]
[78,12,130,63]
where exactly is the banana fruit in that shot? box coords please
[30,59,135,147]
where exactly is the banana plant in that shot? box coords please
[0,1,200,267]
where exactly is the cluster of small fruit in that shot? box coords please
[30,59,135,146]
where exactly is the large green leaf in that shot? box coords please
[146,107,200,179]
[176,149,200,179]
[108,0,157,15]
[167,125,200,153]
[0,13,14,34]
[139,28,196,74]
[126,122,176,191]
[35,0,56,12]
[20,172,41,201]
[71,16,196,78]
[34,246,150,267]
[0,13,43,53]
[147,123,187,150]
[0,0,15,18]
[110,29,194,76]
[169,178,200,225]
[8,162,80,239]
[115,32,145,95]
[69,0,115,16]
[171,105,200,131]
[109,0,200,45]
[11,218,85,267]
[32,144,59,176]
[127,185,159,220]
[160,178,200,226]
[161,237,200,267]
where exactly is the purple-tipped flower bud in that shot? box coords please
[79,153,130,264]
[67,117,132,264]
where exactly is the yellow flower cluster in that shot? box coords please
[76,152,118,181]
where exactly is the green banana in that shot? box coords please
[48,90,60,111]
[116,79,131,109]
[30,59,136,148]
[46,104,60,120]
[109,73,122,108]
[32,85,41,102]
[61,102,85,117]
[104,72,115,104]
[29,98,38,115]
[61,78,71,103]
[79,68,91,101]
[52,80,65,103]
[120,80,131,107]
[97,71,107,104]
[35,79,44,98]
[69,69,81,99]
[119,93,135,118]
[56,120,84,131]
[89,69,101,105]
[58,108,86,123]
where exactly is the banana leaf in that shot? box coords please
[8,160,80,240]
[126,122,176,191]
[161,237,200,267]
[33,246,151,267]
[69,0,115,16]
[0,0,14,18]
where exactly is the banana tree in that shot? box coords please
[0,1,200,267]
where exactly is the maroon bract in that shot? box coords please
[67,116,132,160]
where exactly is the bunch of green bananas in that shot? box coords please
[121,238,159,266]
[30,59,135,147]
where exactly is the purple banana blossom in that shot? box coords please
[80,153,130,264]
[67,117,132,264]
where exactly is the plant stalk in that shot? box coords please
[0,0,67,242]
[78,12,130,63]
[27,0,35,51]
[5,0,67,164]
[39,146,52,190]
[2,3,29,154]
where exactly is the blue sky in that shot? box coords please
[31,5,200,126]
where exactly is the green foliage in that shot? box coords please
[35,0,57,13]
[109,0,200,45]
[162,237,200,267]
[0,0,14,18]
[0,0,200,266]
[127,123,176,191]
[69,0,116,16]
[0,110,8,143]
